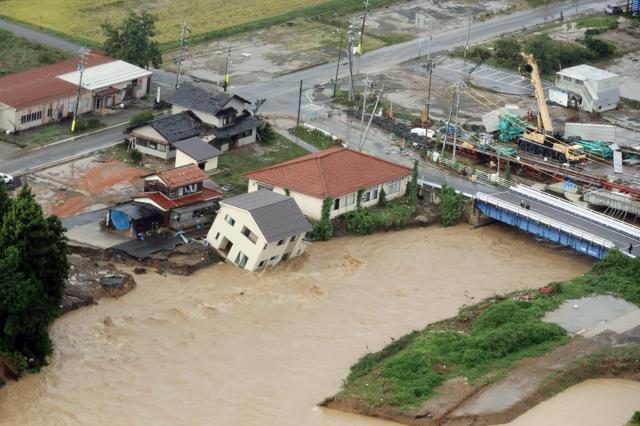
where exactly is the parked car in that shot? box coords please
[0,173,13,185]
[605,5,623,14]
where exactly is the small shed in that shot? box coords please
[173,137,222,172]
[106,202,163,237]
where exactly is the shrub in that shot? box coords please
[74,117,103,132]
[128,148,143,165]
[311,197,333,241]
[439,181,465,227]
[378,187,387,207]
[382,352,444,406]
[129,111,154,128]
[494,37,522,69]
[257,122,276,143]
[473,300,541,332]
[582,36,616,58]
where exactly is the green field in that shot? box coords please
[0,28,70,76]
[0,0,402,48]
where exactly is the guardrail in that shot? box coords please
[476,192,616,250]
[511,184,640,240]
[425,150,514,189]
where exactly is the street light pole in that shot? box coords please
[333,32,344,98]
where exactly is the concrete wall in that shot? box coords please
[175,149,218,171]
[247,176,409,221]
[0,104,15,133]
[206,204,309,272]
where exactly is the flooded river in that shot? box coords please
[506,379,640,426]
[0,225,592,426]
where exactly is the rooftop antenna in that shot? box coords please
[175,20,191,90]
[71,46,89,133]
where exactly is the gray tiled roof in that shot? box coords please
[150,111,201,142]
[222,190,312,243]
[209,114,259,139]
[165,82,250,114]
[173,137,222,162]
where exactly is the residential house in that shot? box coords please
[245,147,412,220]
[0,53,151,133]
[207,190,312,271]
[106,202,164,238]
[554,65,619,112]
[134,164,222,230]
[165,82,258,151]
[128,111,203,160]
[173,137,222,172]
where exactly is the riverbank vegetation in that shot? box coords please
[0,28,69,76]
[0,183,69,372]
[328,250,640,412]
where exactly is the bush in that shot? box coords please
[311,197,333,241]
[439,181,465,227]
[345,207,378,236]
[257,122,276,143]
[344,200,416,236]
[525,34,594,75]
[494,37,522,69]
[74,117,103,132]
[129,111,154,128]
[382,352,444,406]
[129,148,143,165]
[582,36,616,58]
[473,300,541,332]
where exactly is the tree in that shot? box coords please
[0,181,9,228]
[257,122,275,143]
[101,11,162,69]
[494,37,522,69]
[406,159,419,205]
[439,181,465,227]
[379,187,387,207]
[0,185,69,368]
[583,37,615,58]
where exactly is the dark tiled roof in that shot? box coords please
[109,202,162,219]
[209,114,259,139]
[173,137,222,162]
[149,111,202,143]
[165,81,250,114]
[223,190,312,243]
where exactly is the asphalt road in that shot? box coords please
[0,0,604,178]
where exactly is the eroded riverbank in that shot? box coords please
[0,224,592,425]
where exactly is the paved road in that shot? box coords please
[0,17,81,53]
[491,190,640,256]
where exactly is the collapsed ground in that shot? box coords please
[324,250,640,425]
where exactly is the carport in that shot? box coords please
[107,202,163,237]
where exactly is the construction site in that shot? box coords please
[305,8,640,225]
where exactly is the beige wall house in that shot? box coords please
[207,190,312,272]
[166,82,258,152]
[245,147,412,220]
[0,53,151,133]
[173,137,222,172]
[129,111,203,160]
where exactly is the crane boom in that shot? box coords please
[520,52,553,133]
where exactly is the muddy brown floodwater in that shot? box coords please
[504,379,640,426]
[0,225,592,426]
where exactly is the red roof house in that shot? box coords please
[245,147,412,220]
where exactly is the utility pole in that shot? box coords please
[333,31,344,98]
[359,76,371,142]
[441,86,456,159]
[421,22,434,127]
[223,45,231,92]
[359,0,369,55]
[359,80,384,152]
[175,20,191,90]
[71,47,89,133]
[347,25,356,101]
[296,80,303,127]
[462,14,472,67]
[451,82,464,163]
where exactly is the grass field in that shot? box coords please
[0,28,70,76]
[0,0,402,48]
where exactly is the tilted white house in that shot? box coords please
[207,190,312,271]
[245,147,412,220]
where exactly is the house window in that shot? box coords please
[386,178,401,194]
[224,214,235,226]
[333,198,340,210]
[156,144,166,152]
[289,235,296,243]
[344,193,356,207]
[47,108,53,118]
[258,260,266,268]
[214,232,220,240]
[257,183,273,191]
[277,239,284,246]
[362,186,379,202]
[270,255,279,261]
[241,226,257,244]
[20,111,42,124]
[235,251,248,268]
[183,183,198,195]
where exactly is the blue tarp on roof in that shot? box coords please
[110,209,131,230]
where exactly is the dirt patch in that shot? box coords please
[81,160,147,194]
[49,192,97,217]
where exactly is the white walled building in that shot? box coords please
[245,147,412,220]
[207,190,312,272]
[555,65,619,113]
[173,137,222,172]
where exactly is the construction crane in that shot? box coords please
[518,52,587,164]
